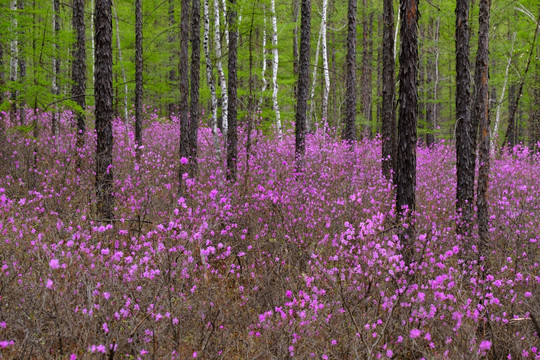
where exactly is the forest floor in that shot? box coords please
[0,111,539,359]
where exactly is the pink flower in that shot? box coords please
[410,329,421,338]
[46,279,54,289]
[479,340,492,352]
[180,157,189,165]
[49,259,60,269]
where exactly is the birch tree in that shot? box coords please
[321,0,329,126]
[203,0,220,153]
[214,0,228,135]
[112,0,128,120]
[270,0,282,140]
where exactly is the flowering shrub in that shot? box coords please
[0,110,539,359]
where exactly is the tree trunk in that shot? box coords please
[503,10,540,150]
[10,0,18,122]
[292,0,299,76]
[168,0,176,116]
[381,0,395,179]
[73,0,87,155]
[112,0,128,120]
[190,0,201,177]
[203,0,220,154]
[134,0,143,160]
[51,0,61,140]
[343,0,357,143]
[308,30,322,132]
[226,0,238,181]
[17,0,26,125]
[361,0,373,138]
[179,0,190,193]
[270,0,282,140]
[258,8,268,111]
[214,0,228,136]
[396,0,419,262]
[295,0,310,169]
[475,0,491,255]
[321,0,329,127]
[455,0,474,232]
[94,0,114,220]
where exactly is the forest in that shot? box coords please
[0,0,539,358]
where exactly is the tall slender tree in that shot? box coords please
[190,0,201,177]
[455,0,474,231]
[474,0,491,254]
[179,0,190,192]
[10,0,18,122]
[396,0,419,262]
[226,0,238,181]
[168,0,176,115]
[214,0,228,135]
[321,0,330,126]
[51,0,61,139]
[134,0,143,159]
[17,0,26,125]
[381,0,395,179]
[361,0,373,137]
[94,0,114,220]
[343,0,357,143]
[270,0,282,140]
[73,0,87,153]
[295,0,310,169]
[203,0,219,152]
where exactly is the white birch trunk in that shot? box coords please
[258,9,268,110]
[270,0,282,140]
[308,29,322,132]
[321,0,330,126]
[394,8,400,62]
[492,32,516,150]
[91,0,95,79]
[203,0,220,154]
[214,0,228,135]
[220,0,229,47]
[112,0,129,120]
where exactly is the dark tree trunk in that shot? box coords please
[190,0,201,177]
[475,0,491,253]
[503,10,540,150]
[73,0,87,155]
[381,0,396,179]
[134,0,143,159]
[179,0,190,192]
[226,0,238,181]
[361,1,373,138]
[343,0,356,143]
[295,0,310,169]
[94,0,114,220]
[376,14,382,135]
[455,0,474,231]
[0,41,3,106]
[396,0,418,262]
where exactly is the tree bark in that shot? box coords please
[72,0,87,154]
[214,0,228,136]
[396,0,419,262]
[295,0,310,169]
[168,0,176,116]
[308,30,322,132]
[112,0,128,120]
[17,0,26,125]
[203,0,220,154]
[270,0,282,140]
[474,0,491,254]
[226,0,238,181]
[455,0,474,232]
[179,0,190,192]
[343,0,357,143]
[321,0,329,127]
[134,0,143,159]
[94,0,114,220]
[10,0,18,122]
[381,0,395,179]
[51,0,61,140]
[361,0,373,138]
[190,0,201,177]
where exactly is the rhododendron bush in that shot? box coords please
[0,110,539,359]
